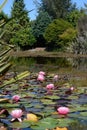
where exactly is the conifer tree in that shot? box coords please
[38,0,76,19]
[2,0,35,50]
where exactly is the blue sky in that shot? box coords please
[0,0,86,20]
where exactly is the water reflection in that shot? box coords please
[72,57,87,70]
[11,56,87,74]
[11,57,72,72]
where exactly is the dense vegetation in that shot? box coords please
[0,0,87,53]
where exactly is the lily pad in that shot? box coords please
[80,111,87,117]
[57,118,76,127]
[31,117,59,130]
[10,121,31,128]
[0,98,9,103]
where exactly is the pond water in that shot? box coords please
[11,57,87,87]
[1,56,87,130]
[11,56,87,71]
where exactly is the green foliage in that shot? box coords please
[38,0,76,19]
[11,0,29,26]
[66,9,85,27]
[2,0,35,50]
[32,11,52,46]
[0,11,8,22]
[33,11,52,38]
[10,27,36,47]
[44,19,74,50]
[73,13,87,54]
[59,27,77,43]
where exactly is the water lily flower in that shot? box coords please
[65,87,74,95]
[70,87,74,91]
[37,74,45,82]
[53,75,59,81]
[39,71,45,76]
[46,83,55,90]
[11,109,23,122]
[57,106,69,115]
[12,95,20,102]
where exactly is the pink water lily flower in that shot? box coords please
[11,109,23,122]
[46,83,54,90]
[53,75,59,81]
[12,95,20,102]
[70,87,74,91]
[57,106,69,115]
[37,74,45,82]
[39,71,45,76]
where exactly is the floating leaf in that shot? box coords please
[0,98,9,103]
[57,118,75,127]
[10,121,30,128]
[25,113,38,122]
[80,112,87,117]
[31,117,59,130]
[41,99,55,105]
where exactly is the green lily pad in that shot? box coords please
[31,117,59,130]
[57,118,76,127]
[68,95,78,100]
[43,95,60,100]
[41,99,55,105]
[10,121,31,128]
[80,112,87,117]
[69,104,87,112]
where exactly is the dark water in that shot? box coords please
[11,56,87,72]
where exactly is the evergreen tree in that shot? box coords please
[0,11,8,22]
[32,11,52,47]
[2,0,36,50]
[38,0,76,19]
[11,0,30,26]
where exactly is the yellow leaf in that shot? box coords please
[0,98,9,103]
[26,113,38,122]
[56,127,68,130]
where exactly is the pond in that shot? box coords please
[0,56,87,130]
[11,57,87,87]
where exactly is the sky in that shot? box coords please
[0,0,86,20]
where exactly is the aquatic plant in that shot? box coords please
[37,74,45,82]
[11,109,23,122]
[57,107,70,115]
[12,95,20,102]
[46,83,55,90]
[39,71,45,76]
[53,75,59,81]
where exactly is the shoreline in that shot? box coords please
[9,50,87,58]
